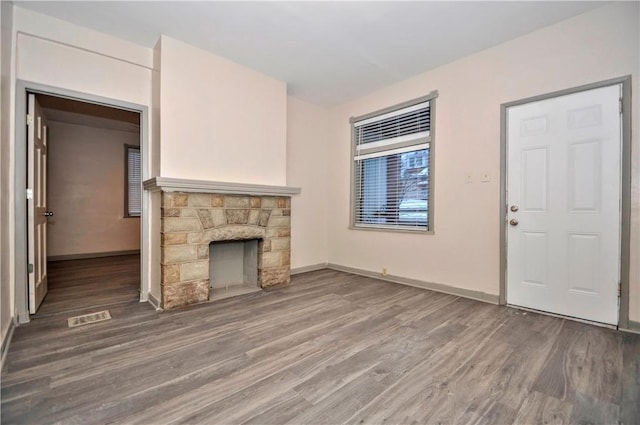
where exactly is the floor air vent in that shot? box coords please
[67,310,112,328]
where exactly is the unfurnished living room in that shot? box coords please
[0,1,639,424]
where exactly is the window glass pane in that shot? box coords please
[355,148,429,229]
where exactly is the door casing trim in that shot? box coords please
[14,80,150,324]
[499,75,632,329]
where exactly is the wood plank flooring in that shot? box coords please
[2,259,639,424]
[35,255,141,318]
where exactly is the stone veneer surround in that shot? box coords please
[161,192,291,309]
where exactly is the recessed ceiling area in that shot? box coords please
[16,1,607,106]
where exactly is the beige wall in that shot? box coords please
[1,1,14,352]
[47,121,140,257]
[323,2,640,321]
[13,8,151,68]
[16,35,151,107]
[158,36,288,185]
[286,97,329,269]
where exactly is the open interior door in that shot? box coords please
[27,93,50,314]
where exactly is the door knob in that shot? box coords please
[509,219,518,226]
[510,205,519,212]
[44,211,54,217]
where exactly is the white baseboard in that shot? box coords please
[290,262,329,275]
[326,263,500,305]
[290,262,499,305]
[147,292,163,311]
[1,319,16,371]
[48,250,141,262]
[623,320,640,334]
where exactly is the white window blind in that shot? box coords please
[352,97,434,231]
[126,146,141,217]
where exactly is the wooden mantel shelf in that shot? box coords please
[142,176,301,197]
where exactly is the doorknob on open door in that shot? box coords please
[510,205,519,212]
[44,211,54,217]
[509,219,518,226]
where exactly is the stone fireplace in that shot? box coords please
[160,191,293,309]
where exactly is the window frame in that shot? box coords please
[124,144,141,218]
[349,91,437,233]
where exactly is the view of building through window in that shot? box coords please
[360,149,429,226]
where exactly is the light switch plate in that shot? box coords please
[464,173,473,183]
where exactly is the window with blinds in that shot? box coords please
[351,93,436,231]
[125,145,141,217]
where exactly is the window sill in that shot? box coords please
[349,224,434,235]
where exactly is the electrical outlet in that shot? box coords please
[464,172,473,183]
[382,267,388,276]
[481,171,491,183]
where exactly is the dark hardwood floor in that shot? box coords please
[1,259,639,424]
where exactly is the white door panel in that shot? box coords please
[28,94,49,314]
[507,85,621,325]
[521,147,548,211]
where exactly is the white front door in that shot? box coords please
[506,85,622,325]
[27,94,50,314]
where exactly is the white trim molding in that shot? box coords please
[291,262,499,305]
[327,263,500,305]
[1,320,16,371]
[48,250,140,262]
[624,321,640,335]
[147,293,163,311]
[290,263,329,275]
[143,177,301,197]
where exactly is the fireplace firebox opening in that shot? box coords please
[209,239,261,301]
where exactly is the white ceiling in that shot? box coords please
[16,1,607,106]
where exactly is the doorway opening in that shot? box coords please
[23,90,144,320]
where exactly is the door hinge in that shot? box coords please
[619,98,623,114]
[28,263,33,274]
[618,282,621,297]
[26,188,33,200]
[26,114,34,126]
